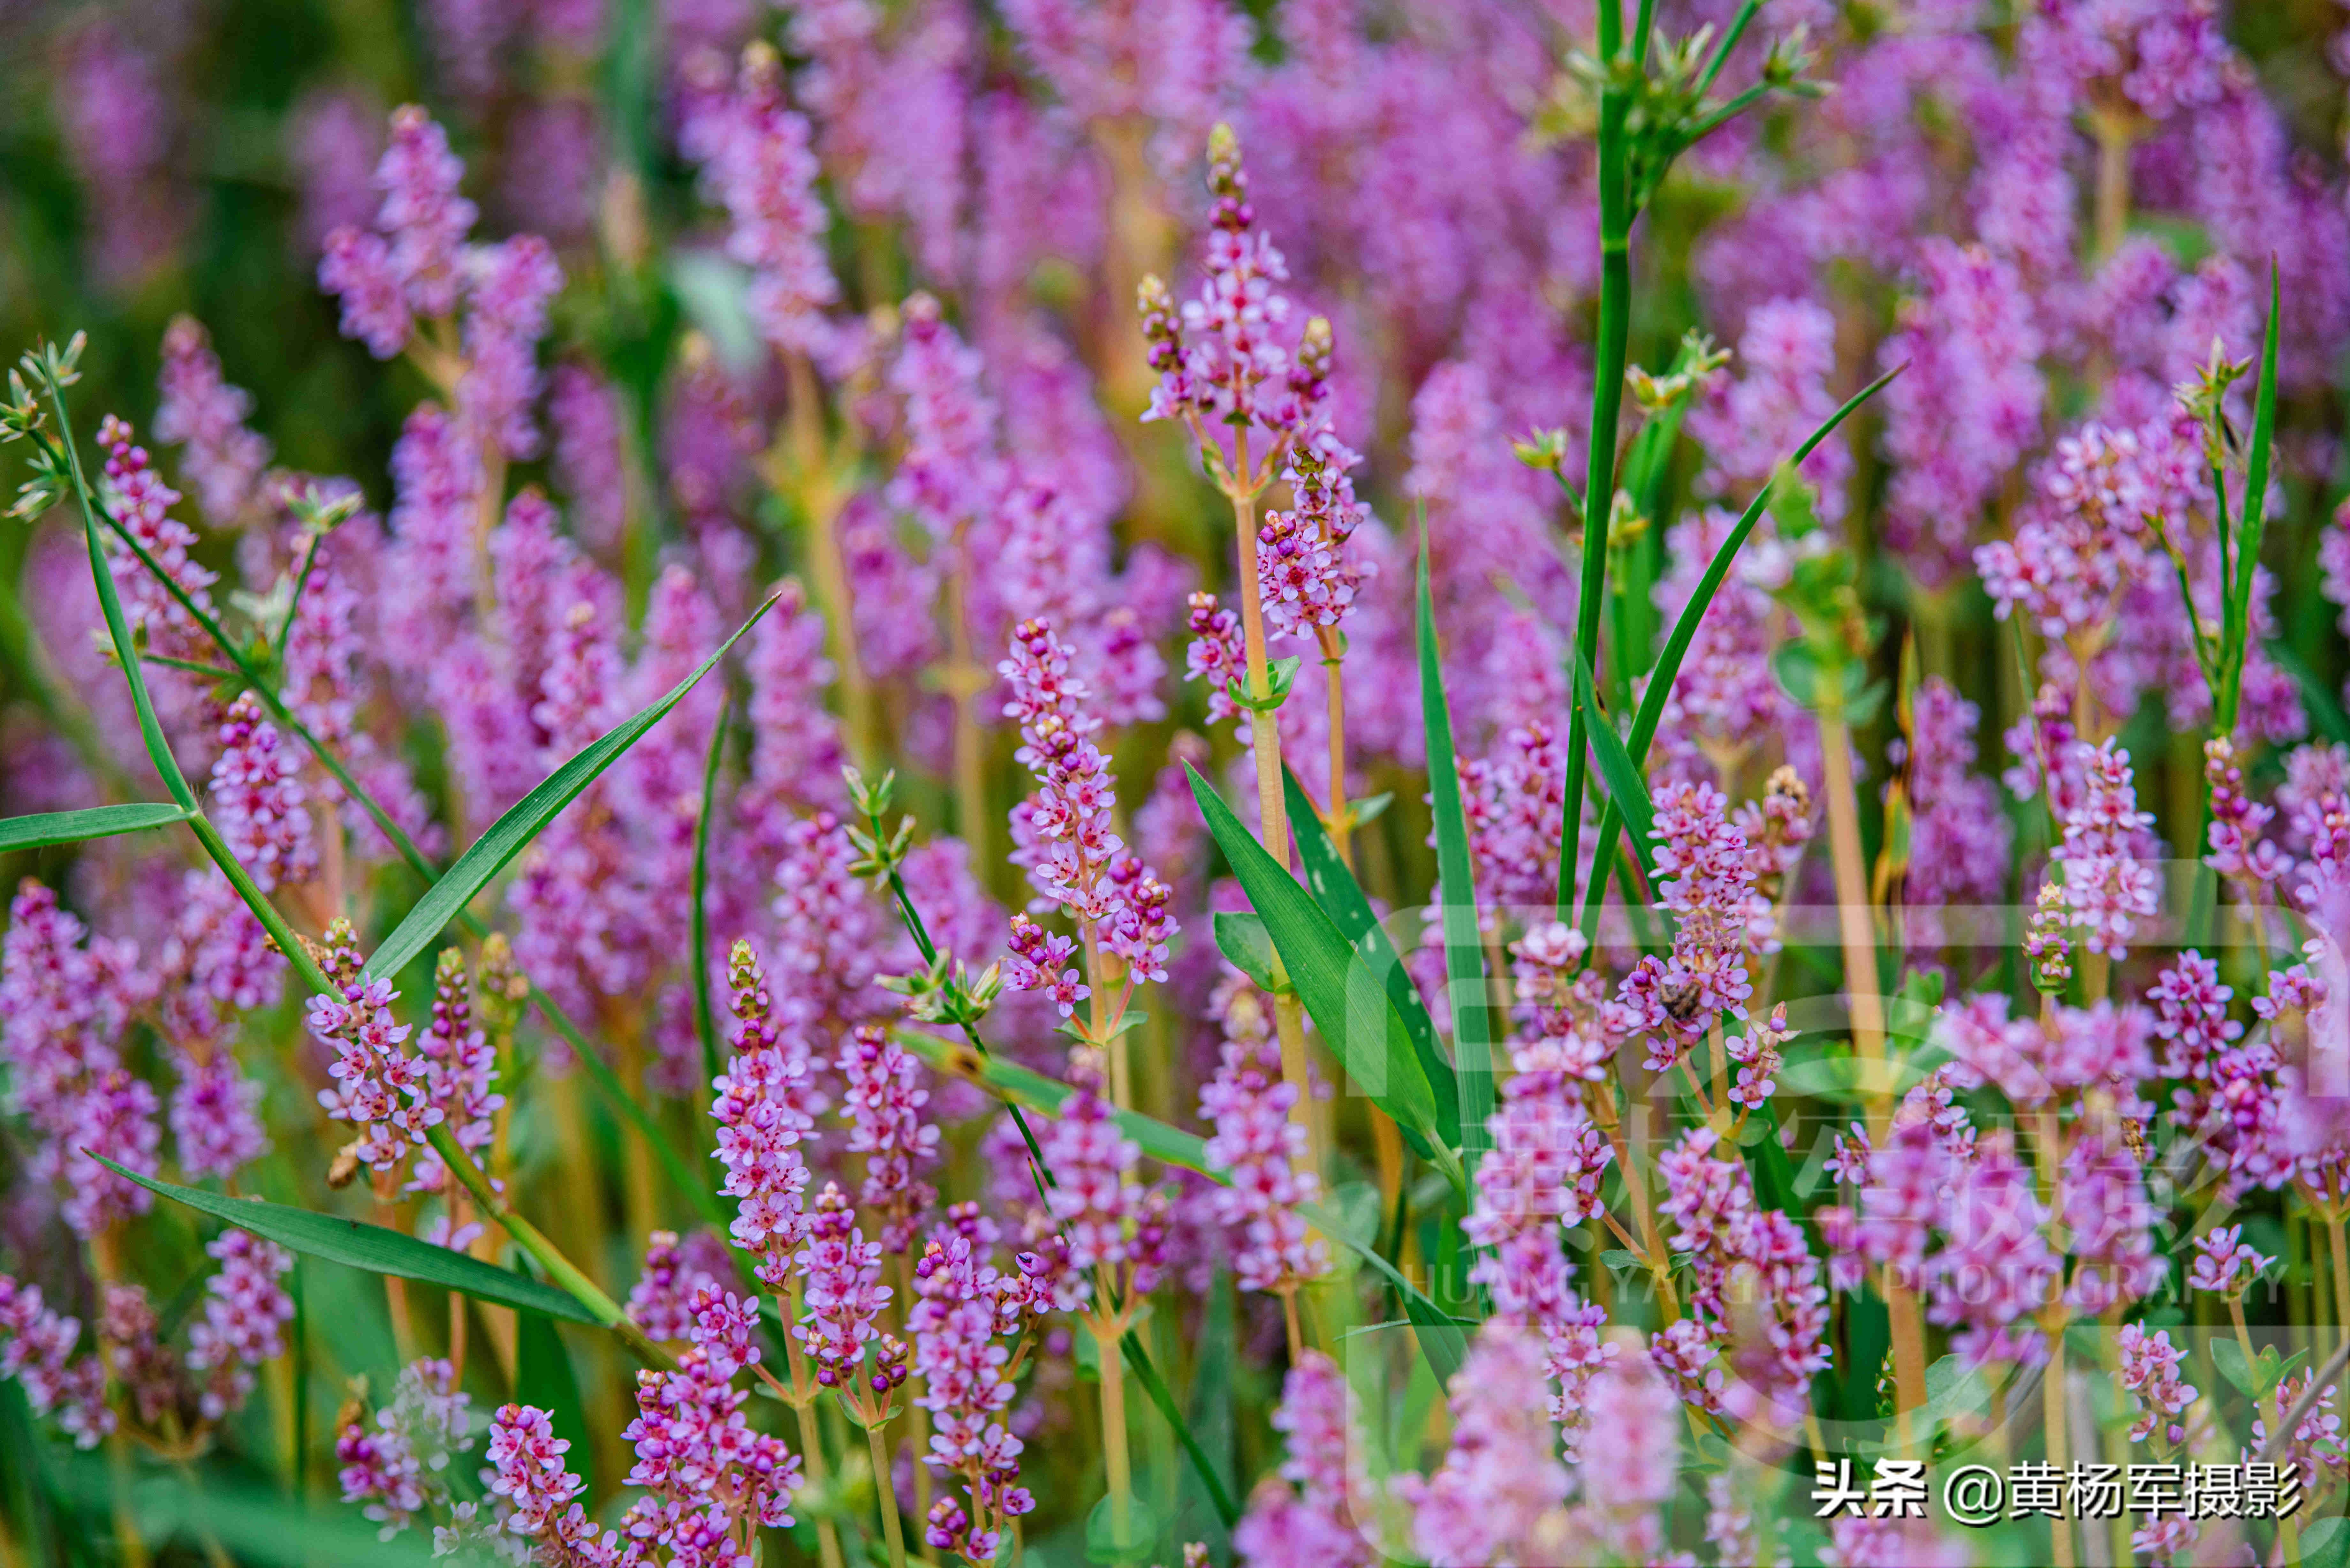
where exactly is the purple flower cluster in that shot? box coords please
[319,105,477,356]
[1038,1089,1166,1302]
[308,919,437,1172]
[184,1229,295,1421]
[1000,619,1177,1002]
[838,1022,940,1252]
[0,1274,112,1447]
[1232,1351,1373,1568]
[1606,781,1767,1070]
[688,43,842,365]
[154,315,269,525]
[208,692,316,893]
[338,1357,473,1540]
[1140,124,1328,448]
[1654,1126,1830,1422]
[710,939,824,1291]
[1197,984,1327,1296]
[1,880,160,1236]
[911,1231,1035,1562]
[614,1288,802,1557]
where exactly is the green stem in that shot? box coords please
[1560,6,1632,921]
[39,359,685,1371]
[54,441,728,1225]
[425,1123,675,1370]
[867,1418,909,1568]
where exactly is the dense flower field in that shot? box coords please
[9,0,2350,1564]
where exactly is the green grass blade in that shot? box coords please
[1282,765,1459,1148]
[1185,764,1447,1165]
[363,592,778,984]
[1119,1333,1240,1530]
[891,1029,1214,1174]
[91,1156,600,1324]
[1630,366,1900,766]
[1301,1201,1469,1384]
[1580,365,1902,941]
[1572,645,1656,881]
[1416,540,1494,1179]
[38,376,198,812]
[692,697,731,1088]
[0,802,190,853]
[2227,265,2281,724]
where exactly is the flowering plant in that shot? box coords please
[10,3,2350,1565]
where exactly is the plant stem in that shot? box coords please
[2043,1322,2075,1568]
[1226,430,1316,1155]
[1095,1315,1134,1555]
[1821,703,1927,1430]
[867,1418,910,1568]
[785,1280,849,1568]
[2090,107,2134,262]
[1817,710,1886,1126]
[1561,0,1632,920]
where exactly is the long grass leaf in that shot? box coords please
[92,1157,600,1324]
[364,594,777,984]
[0,802,190,853]
[1571,645,1656,880]
[44,387,198,811]
[1119,1334,1239,1530]
[692,698,731,1088]
[2228,266,2281,719]
[1580,365,1901,938]
[1301,1201,1470,1383]
[1282,766,1459,1148]
[1185,765,1448,1166]
[891,1029,1214,1173]
[1417,540,1493,1177]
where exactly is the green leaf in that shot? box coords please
[1306,1200,1468,1385]
[1416,538,1494,1179]
[1173,1276,1238,1545]
[1580,364,1901,939]
[2213,1335,2258,1396]
[1185,765,1448,1168]
[691,698,731,1088]
[1745,1101,1804,1226]
[64,457,197,812]
[1283,766,1459,1149]
[1599,1248,1642,1271]
[1212,911,1279,993]
[364,593,778,984]
[0,802,190,854]
[891,1029,1215,1174]
[91,1157,599,1325]
[1840,1285,1890,1423]
[1570,644,1655,881]
[2301,1514,2350,1568]
[1120,1334,1239,1532]
[1084,1487,1161,1564]
[2228,265,2280,698]
[516,1308,594,1493]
